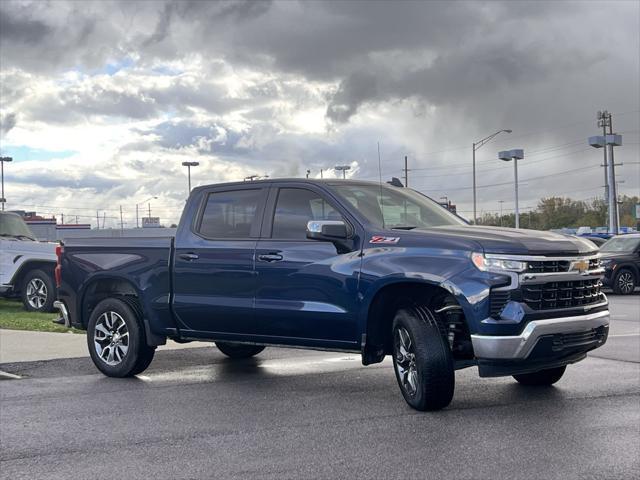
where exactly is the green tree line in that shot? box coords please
[478,195,639,230]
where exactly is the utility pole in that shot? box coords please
[61,213,64,224]
[590,111,622,234]
[599,111,609,231]
[320,169,324,179]
[499,201,504,226]
[0,156,13,211]
[119,206,124,231]
[403,156,409,187]
[96,211,100,230]
[605,112,621,231]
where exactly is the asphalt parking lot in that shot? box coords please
[1,294,638,480]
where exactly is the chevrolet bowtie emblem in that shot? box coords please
[570,259,590,273]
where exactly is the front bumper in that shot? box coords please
[471,310,609,360]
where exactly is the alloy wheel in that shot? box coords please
[618,272,635,294]
[394,326,419,396]
[26,278,48,310]
[94,311,130,366]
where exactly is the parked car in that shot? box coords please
[55,179,609,411]
[600,234,640,294]
[580,235,608,247]
[0,212,58,312]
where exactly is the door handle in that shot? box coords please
[179,253,199,261]
[258,253,283,262]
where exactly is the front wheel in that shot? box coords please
[513,366,566,386]
[391,307,455,411]
[215,342,265,359]
[612,269,636,295]
[87,298,156,377]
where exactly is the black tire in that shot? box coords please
[513,366,566,386]
[21,269,56,313]
[612,269,636,295]
[215,342,265,359]
[391,306,455,411]
[87,298,156,377]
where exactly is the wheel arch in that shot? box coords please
[11,260,56,293]
[80,275,165,346]
[361,279,474,365]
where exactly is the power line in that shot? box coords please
[415,164,602,192]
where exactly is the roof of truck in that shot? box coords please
[191,178,397,191]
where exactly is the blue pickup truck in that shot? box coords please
[55,179,610,410]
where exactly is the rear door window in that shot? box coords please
[198,189,264,239]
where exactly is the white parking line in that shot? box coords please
[608,333,640,337]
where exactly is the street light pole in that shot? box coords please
[472,129,512,224]
[181,161,200,194]
[334,165,351,179]
[136,196,158,228]
[0,156,13,211]
[498,149,524,229]
[498,200,504,226]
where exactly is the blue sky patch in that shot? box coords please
[0,145,77,162]
[103,57,135,75]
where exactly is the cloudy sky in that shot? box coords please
[1,0,638,227]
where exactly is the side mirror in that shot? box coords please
[306,220,348,240]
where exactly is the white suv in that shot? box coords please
[0,212,58,312]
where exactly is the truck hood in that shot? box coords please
[415,225,599,256]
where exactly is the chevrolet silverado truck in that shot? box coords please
[55,179,610,410]
[1,211,58,312]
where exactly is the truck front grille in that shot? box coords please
[522,279,604,310]
[527,260,570,273]
[526,258,600,274]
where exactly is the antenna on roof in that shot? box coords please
[377,142,385,229]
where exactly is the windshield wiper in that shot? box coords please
[391,225,417,230]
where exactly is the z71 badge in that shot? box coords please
[369,236,400,244]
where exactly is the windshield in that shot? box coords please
[601,236,640,253]
[328,183,466,229]
[0,213,36,240]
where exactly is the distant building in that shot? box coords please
[438,201,457,214]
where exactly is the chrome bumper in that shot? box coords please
[53,300,70,328]
[471,310,610,360]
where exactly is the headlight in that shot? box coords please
[471,253,527,272]
[600,259,613,267]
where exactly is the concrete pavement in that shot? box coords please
[0,328,203,363]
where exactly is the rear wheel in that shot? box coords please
[87,298,155,377]
[21,269,55,313]
[391,306,455,411]
[513,366,566,386]
[215,342,265,359]
[612,269,636,295]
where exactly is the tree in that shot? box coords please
[479,195,639,230]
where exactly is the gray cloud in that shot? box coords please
[0,112,17,134]
[0,0,637,222]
